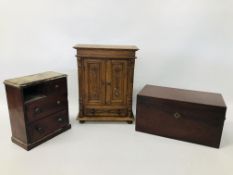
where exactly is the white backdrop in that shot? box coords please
[0,0,233,175]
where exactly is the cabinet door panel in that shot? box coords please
[106,60,127,105]
[84,59,105,105]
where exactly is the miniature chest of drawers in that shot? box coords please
[74,44,139,123]
[136,85,227,148]
[4,71,71,150]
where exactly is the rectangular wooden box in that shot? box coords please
[135,85,227,148]
[4,71,71,150]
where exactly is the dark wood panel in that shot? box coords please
[139,85,226,107]
[5,85,28,143]
[136,85,226,148]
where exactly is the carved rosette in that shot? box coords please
[89,64,99,100]
[113,65,121,98]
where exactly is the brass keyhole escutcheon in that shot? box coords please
[174,112,181,119]
[106,82,111,86]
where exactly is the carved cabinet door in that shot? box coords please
[84,59,106,105]
[106,60,128,105]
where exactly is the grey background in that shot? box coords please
[0,0,232,174]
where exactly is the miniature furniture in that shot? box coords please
[136,85,227,148]
[4,71,71,150]
[74,44,139,123]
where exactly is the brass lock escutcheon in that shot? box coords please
[173,112,181,119]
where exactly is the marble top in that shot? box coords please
[4,71,66,87]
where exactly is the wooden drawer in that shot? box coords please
[46,77,67,95]
[28,110,69,143]
[26,95,68,123]
[84,107,128,116]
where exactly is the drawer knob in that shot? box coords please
[57,117,63,123]
[34,107,41,114]
[56,100,61,105]
[55,84,60,88]
[174,112,181,119]
[36,126,44,133]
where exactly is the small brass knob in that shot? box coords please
[34,107,41,114]
[57,117,63,123]
[55,84,60,88]
[56,100,61,105]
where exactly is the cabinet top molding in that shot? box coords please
[4,71,66,87]
[73,44,139,51]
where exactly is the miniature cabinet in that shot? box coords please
[4,71,71,150]
[74,44,139,123]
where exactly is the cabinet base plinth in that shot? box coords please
[77,114,134,123]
